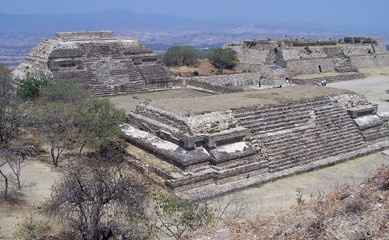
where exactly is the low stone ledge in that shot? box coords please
[347,104,378,118]
[291,73,365,85]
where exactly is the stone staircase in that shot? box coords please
[234,99,365,173]
[87,59,149,96]
[322,47,358,72]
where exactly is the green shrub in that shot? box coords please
[246,41,257,48]
[304,46,313,54]
[193,70,199,76]
[163,46,200,67]
[208,48,239,70]
[17,72,53,100]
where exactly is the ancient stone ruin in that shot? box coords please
[226,37,389,84]
[122,86,389,199]
[12,31,175,96]
[12,32,389,199]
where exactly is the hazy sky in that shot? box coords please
[2,0,388,31]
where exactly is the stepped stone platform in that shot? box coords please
[122,85,389,199]
[227,36,389,83]
[12,31,175,96]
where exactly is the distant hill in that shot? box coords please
[1,9,388,68]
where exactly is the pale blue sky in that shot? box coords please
[2,0,388,32]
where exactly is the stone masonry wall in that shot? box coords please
[349,54,389,69]
[291,73,365,85]
[184,72,261,87]
[286,58,336,75]
[55,31,114,40]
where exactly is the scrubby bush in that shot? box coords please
[17,72,52,100]
[208,48,239,70]
[163,46,200,66]
[305,46,313,54]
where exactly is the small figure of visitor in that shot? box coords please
[321,79,327,86]
[286,77,290,86]
[259,77,264,87]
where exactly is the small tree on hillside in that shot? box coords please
[78,98,126,153]
[33,100,78,166]
[45,152,149,239]
[0,64,26,148]
[17,71,52,100]
[208,48,239,70]
[31,78,92,166]
[149,191,214,239]
[163,46,200,66]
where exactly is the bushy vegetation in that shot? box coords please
[17,71,52,100]
[24,76,126,166]
[163,46,200,66]
[0,70,216,239]
[208,48,239,70]
[187,164,389,240]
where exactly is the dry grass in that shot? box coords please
[169,59,236,77]
[149,85,351,115]
[187,164,389,240]
[293,71,362,80]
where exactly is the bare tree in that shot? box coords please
[0,64,25,148]
[212,191,250,220]
[32,101,78,166]
[0,148,27,199]
[44,150,149,239]
[149,191,214,240]
[0,160,8,199]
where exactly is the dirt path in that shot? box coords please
[216,151,389,218]
[0,159,60,239]
[328,67,389,112]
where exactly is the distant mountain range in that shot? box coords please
[0,9,388,65]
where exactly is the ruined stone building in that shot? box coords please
[122,86,389,199]
[12,31,175,96]
[226,37,389,81]
[13,32,389,199]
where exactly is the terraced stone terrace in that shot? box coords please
[147,85,351,115]
[119,85,389,199]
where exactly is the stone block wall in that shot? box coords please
[230,46,269,64]
[54,31,114,40]
[226,37,389,79]
[184,72,261,87]
[124,92,389,199]
[13,31,176,96]
[349,54,389,69]
[286,58,336,75]
[184,79,241,93]
[291,73,365,85]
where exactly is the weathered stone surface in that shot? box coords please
[225,37,389,80]
[12,31,175,96]
[124,92,389,199]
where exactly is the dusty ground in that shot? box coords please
[169,59,236,77]
[215,152,389,218]
[110,85,350,116]
[109,88,213,113]
[0,157,60,239]
[329,67,389,112]
[1,67,388,238]
[148,85,350,115]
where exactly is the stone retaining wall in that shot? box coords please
[349,54,389,69]
[184,72,261,87]
[291,73,365,85]
[125,92,389,199]
[184,79,241,93]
